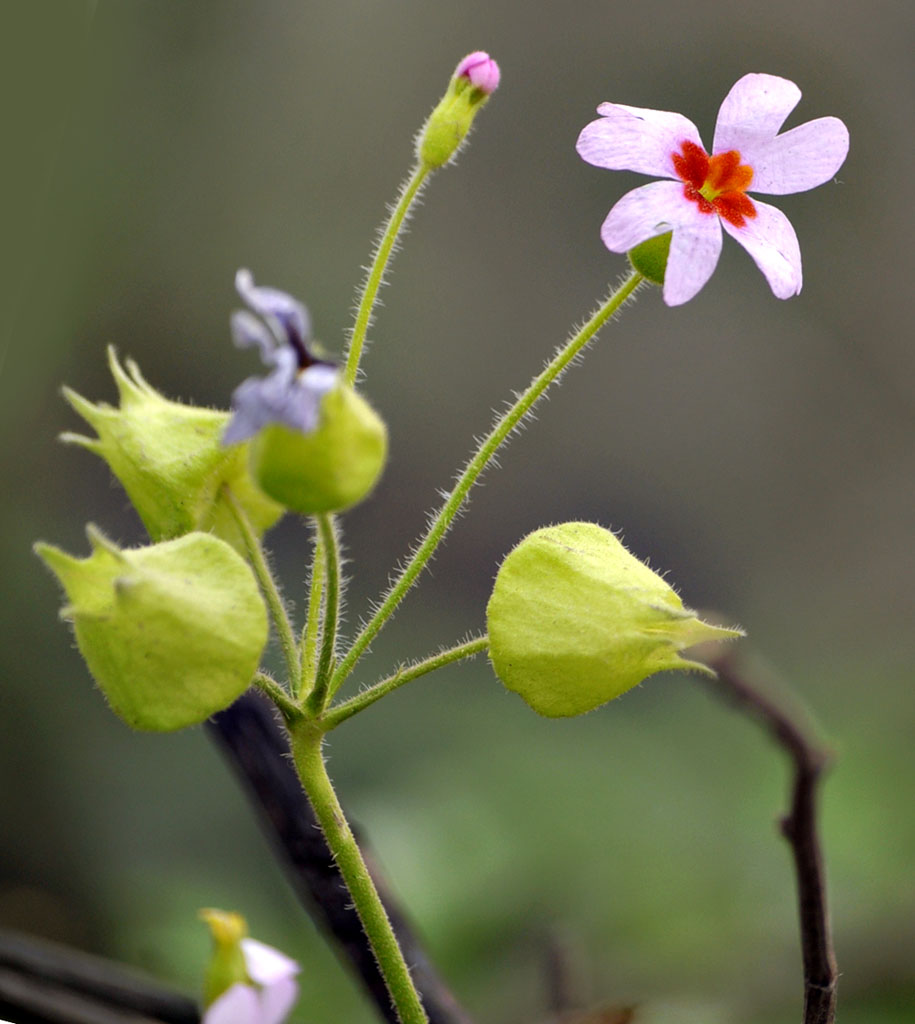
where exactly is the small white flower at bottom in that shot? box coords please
[203,938,300,1024]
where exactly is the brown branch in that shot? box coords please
[207,689,475,1024]
[702,649,838,1024]
[0,930,199,1023]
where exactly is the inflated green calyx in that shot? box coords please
[61,347,282,551]
[628,232,672,286]
[249,384,387,515]
[35,527,268,731]
[487,522,742,717]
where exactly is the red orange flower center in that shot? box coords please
[672,140,756,228]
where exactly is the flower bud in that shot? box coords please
[200,909,249,1008]
[62,347,283,551]
[487,522,742,717]
[247,382,387,516]
[417,51,500,169]
[34,528,268,731]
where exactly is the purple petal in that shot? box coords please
[241,938,300,986]
[236,269,311,345]
[663,215,724,306]
[222,363,339,445]
[577,103,703,178]
[736,117,849,195]
[712,73,801,154]
[600,180,696,252]
[722,199,802,299]
[231,311,282,367]
[203,983,260,1024]
[258,977,299,1024]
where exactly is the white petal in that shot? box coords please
[722,199,802,299]
[204,983,259,1024]
[578,103,703,178]
[600,180,696,252]
[259,976,300,1024]
[738,117,849,195]
[713,73,801,154]
[241,938,300,986]
[663,216,723,306]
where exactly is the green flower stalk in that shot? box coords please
[35,528,268,731]
[487,522,743,717]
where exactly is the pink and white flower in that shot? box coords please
[203,938,300,1024]
[576,73,849,305]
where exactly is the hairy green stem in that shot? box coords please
[290,725,428,1024]
[325,635,489,730]
[223,487,300,694]
[307,514,342,714]
[330,271,645,697]
[253,672,302,722]
[299,524,326,698]
[343,162,430,385]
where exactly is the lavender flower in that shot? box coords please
[223,270,339,445]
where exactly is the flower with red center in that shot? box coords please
[576,73,849,305]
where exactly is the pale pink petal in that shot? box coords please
[259,976,300,1024]
[600,180,697,252]
[577,103,703,178]
[722,199,802,299]
[204,983,259,1024]
[663,217,724,306]
[712,73,801,154]
[241,938,300,986]
[738,117,849,194]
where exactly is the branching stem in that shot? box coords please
[703,650,837,1024]
[307,514,342,714]
[325,635,489,729]
[329,271,644,699]
[222,487,300,694]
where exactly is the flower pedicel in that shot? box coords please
[577,73,849,304]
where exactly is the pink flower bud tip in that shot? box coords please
[456,51,500,94]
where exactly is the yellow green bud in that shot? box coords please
[487,522,742,717]
[61,347,282,551]
[199,909,250,1007]
[34,528,268,731]
[248,383,387,516]
[417,51,500,169]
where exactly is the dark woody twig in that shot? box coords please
[702,649,838,1024]
[207,689,475,1024]
[0,929,199,1023]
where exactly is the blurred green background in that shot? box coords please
[2,1,912,1022]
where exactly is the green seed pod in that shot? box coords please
[487,522,742,717]
[34,528,268,731]
[61,347,283,551]
[628,231,672,286]
[248,384,387,516]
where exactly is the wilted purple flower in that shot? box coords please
[576,73,849,305]
[223,269,339,445]
[202,937,300,1024]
